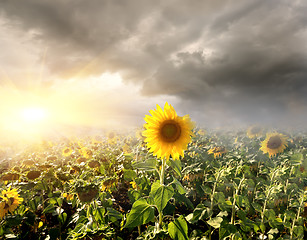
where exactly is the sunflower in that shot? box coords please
[62,193,74,201]
[143,102,194,160]
[62,147,73,157]
[122,143,131,153]
[79,147,93,159]
[260,132,288,157]
[197,129,206,136]
[0,187,23,218]
[76,157,87,164]
[26,170,41,180]
[208,146,227,158]
[135,125,146,140]
[130,181,138,190]
[0,202,8,219]
[88,160,101,168]
[247,125,263,138]
[0,173,20,181]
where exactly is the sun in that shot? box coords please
[20,107,49,123]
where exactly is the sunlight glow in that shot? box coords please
[20,107,49,123]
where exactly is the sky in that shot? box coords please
[0,0,307,135]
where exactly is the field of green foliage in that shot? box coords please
[0,129,306,240]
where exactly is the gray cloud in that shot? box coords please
[0,0,307,128]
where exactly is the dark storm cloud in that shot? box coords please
[0,0,307,127]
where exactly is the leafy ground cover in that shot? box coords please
[0,128,306,239]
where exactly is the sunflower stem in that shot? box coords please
[160,158,166,185]
[290,192,304,240]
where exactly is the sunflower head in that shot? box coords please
[0,187,23,216]
[143,102,194,160]
[247,125,262,138]
[79,147,93,159]
[62,147,73,157]
[260,132,288,157]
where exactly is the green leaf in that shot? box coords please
[214,192,225,203]
[217,211,228,217]
[219,223,236,239]
[251,202,262,212]
[172,177,187,194]
[189,204,212,223]
[293,225,304,238]
[235,195,243,208]
[207,216,223,229]
[290,153,303,165]
[259,222,265,233]
[264,209,276,221]
[167,159,182,177]
[42,204,56,214]
[123,169,137,181]
[237,210,246,221]
[150,181,174,212]
[132,158,157,171]
[168,215,189,240]
[123,198,155,228]
[58,212,67,225]
[107,208,123,223]
[174,192,194,210]
[268,228,279,235]
[93,207,105,222]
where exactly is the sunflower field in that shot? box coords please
[0,104,306,240]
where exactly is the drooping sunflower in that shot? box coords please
[208,146,227,158]
[247,125,263,138]
[260,132,288,157]
[143,102,194,160]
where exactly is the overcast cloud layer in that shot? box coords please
[0,0,307,129]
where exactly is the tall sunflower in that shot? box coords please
[260,132,287,157]
[143,102,194,160]
[247,125,263,138]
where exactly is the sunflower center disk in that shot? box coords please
[267,136,282,149]
[160,120,181,142]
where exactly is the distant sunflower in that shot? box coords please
[79,147,93,159]
[208,146,227,158]
[260,132,287,157]
[62,193,74,201]
[247,125,263,138]
[135,126,146,140]
[107,131,117,144]
[143,102,194,160]
[197,129,206,136]
[62,147,73,157]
